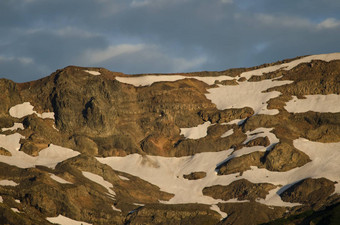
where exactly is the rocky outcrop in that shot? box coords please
[244,136,270,147]
[125,204,221,225]
[199,107,254,124]
[183,171,207,180]
[217,142,311,175]
[217,202,287,225]
[280,178,336,207]
[264,142,310,171]
[217,151,264,175]
[203,179,276,201]
[0,147,12,156]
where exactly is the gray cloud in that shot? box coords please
[1,0,340,82]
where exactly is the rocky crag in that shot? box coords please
[0,53,340,225]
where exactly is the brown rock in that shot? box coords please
[215,79,239,86]
[245,136,270,147]
[199,107,254,124]
[217,151,265,175]
[183,171,207,180]
[218,202,286,225]
[71,135,98,155]
[264,142,311,172]
[19,133,49,156]
[0,147,12,156]
[218,142,311,175]
[203,179,276,201]
[125,203,221,225]
[280,178,336,207]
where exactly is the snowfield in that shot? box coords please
[285,95,340,113]
[205,79,293,115]
[97,137,340,208]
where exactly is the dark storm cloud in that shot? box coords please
[1,0,340,82]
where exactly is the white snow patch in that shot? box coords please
[84,70,101,76]
[240,53,340,80]
[133,203,145,206]
[11,208,20,213]
[118,175,130,181]
[205,79,293,115]
[210,204,228,220]
[225,198,250,203]
[39,112,55,119]
[223,119,246,125]
[46,215,92,225]
[180,121,211,140]
[1,123,24,132]
[285,95,340,113]
[9,102,54,119]
[0,133,80,168]
[52,125,59,131]
[0,180,18,186]
[97,138,340,207]
[115,75,234,86]
[112,205,122,212]
[9,102,35,118]
[82,171,115,197]
[221,129,233,138]
[50,174,72,184]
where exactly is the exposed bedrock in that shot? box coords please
[183,171,207,180]
[124,204,221,225]
[217,142,311,175]
[280,178,336,208]
[217,202,287,225]
[202,179,276,201]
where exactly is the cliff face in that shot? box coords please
[0,53,340,225]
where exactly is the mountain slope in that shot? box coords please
[0,53,340,225]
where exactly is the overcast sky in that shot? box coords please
[1,0,340,82]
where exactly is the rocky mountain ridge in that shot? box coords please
[0,53,340,224]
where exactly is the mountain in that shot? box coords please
[0,53,340,225]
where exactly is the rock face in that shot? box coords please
[280,178,336,207]
[0,53,340,224]
[203,179,276,201]
[125,204,221,225]
[217,142,311,175]
[183,171,207,180]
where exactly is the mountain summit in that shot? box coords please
[0,53,340,225]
